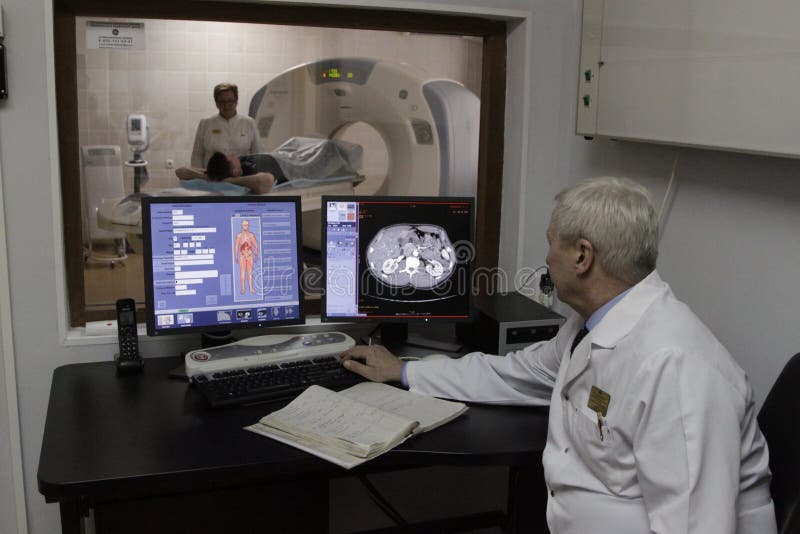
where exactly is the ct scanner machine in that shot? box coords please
[250,57,479,197]
[97,57,480,251]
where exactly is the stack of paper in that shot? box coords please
[246,382,467,469]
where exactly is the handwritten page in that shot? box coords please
[338,382,467,433]
[245,383,467,469]
[254,385,418,458]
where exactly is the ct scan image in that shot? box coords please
[355,200,472,316]
[366,224,456,289]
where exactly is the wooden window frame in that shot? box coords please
[54,0,507,326]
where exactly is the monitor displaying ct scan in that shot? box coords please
[321,196,474,322]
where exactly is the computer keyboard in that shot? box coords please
[192,355,364,407]
[185,332,362,407]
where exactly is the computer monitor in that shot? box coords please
[142,196,305,341]
[321,196,474,348]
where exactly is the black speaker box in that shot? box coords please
[457,292,565,355]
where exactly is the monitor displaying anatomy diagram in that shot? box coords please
[142,196,304,336]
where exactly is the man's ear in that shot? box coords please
[574,238,594,275]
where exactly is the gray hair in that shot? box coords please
[550,176,658,285]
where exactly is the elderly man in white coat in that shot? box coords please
[341,177,777,534]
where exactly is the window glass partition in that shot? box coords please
[54,3,506,326]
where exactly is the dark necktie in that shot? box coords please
[570,325,589,356]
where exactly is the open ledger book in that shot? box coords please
[245,382,468,469]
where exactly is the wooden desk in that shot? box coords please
[38,351,549,533]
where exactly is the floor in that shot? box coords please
[83,242,145,310]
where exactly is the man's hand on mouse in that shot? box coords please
[340,345,405,383]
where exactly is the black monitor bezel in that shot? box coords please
[142,195,306,337]
[320,195,475,324]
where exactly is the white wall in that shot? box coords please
[0,332,21,534]
[514,1,800,410]
[0,139,23,534]
[2,0,797,533]
[1,2,65,532]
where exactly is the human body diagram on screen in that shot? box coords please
[232,217,262,300]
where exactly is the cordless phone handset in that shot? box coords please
[115,298,144,374]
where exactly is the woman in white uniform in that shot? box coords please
[190,82,261,169]
[341,177,777,534]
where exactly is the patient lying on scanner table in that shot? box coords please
[175,137,364,194]
[176,152,276,194]
[101,137,364,231]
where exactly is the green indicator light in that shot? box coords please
[347,72,354,79]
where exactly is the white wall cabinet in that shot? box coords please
[577,0,800,159]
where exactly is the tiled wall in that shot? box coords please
[76,18,482,191]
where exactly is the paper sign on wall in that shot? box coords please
[86,22,145,50]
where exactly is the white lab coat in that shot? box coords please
[406,271,777,534]
[190,113,261,168]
